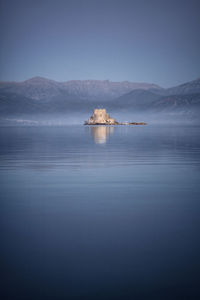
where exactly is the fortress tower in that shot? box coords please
[85,109,117,125]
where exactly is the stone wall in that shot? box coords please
[86,109,116,125]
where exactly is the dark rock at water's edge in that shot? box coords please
[84,122,147,125]
[84,109,147,125]
[127,122,147,125]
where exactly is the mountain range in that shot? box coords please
[0,77,160,101]
[0,77,200,124]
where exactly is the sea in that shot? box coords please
[1,125,200,299]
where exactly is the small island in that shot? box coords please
[84,109,147,125]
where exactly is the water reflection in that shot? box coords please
[0,126,200,170]
[1,126,200,300]
[90,126,115,144]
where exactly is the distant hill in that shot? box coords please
[108,89,161,110]
[152,93,200,114]
[166,78,200,95]
[108,78,200,117]
[147,78,200,96]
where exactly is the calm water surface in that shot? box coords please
[1,125,200,299]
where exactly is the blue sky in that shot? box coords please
[0,0,199,87]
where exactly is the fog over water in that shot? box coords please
[1,110,200,126]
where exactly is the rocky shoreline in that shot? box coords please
[84,121,147,125]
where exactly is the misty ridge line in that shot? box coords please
[0,76,161,101]
[1,75,200,89]
[0,76,200,125]
[0,76,199,96]
[0,76,199,100]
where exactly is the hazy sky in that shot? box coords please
[0,0,199,87]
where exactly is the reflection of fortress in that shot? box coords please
[91,126,114,144]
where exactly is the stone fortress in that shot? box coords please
[85,109,117,125]
[84,108,146,125]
